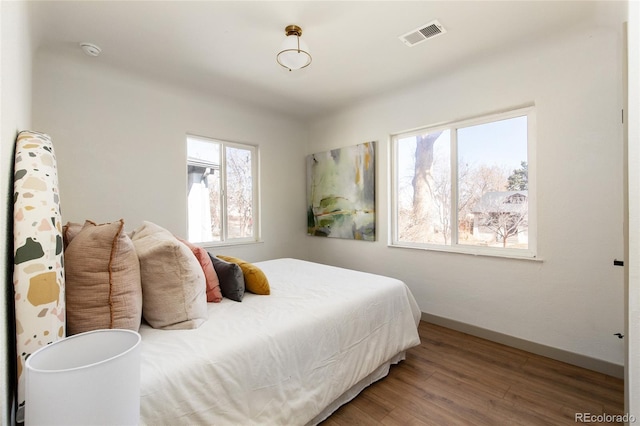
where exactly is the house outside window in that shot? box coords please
[187,135,259,244]
[391,106,535,258]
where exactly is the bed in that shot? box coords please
[12,131,421,425]
[138,257,421,425]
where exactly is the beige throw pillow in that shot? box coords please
[65,220,143,335]
[131,221,207,330]
[62,221,83,249]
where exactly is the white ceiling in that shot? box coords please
[28,1,620,120]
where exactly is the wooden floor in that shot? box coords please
[321,321,624,425]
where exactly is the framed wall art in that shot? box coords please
[306,141,375,241]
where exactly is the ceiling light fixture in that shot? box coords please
[276,25,311,71]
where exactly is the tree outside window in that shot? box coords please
[187,135,258,244]
[392,107,534,257]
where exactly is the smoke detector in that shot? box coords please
[399,20,446,47]
[80,42,101,57]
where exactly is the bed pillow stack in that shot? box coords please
[63,219,270,334]
[63,220,215,334]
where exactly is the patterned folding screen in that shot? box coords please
[12,131,66,422]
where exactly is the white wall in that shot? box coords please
[32,51,309,262]
[307,25,626,367]
[1,2,34,423]
[626,0,640,417]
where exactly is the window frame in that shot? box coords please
[186,134,260,246]
[389,106,537,260]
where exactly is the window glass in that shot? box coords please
[457,116,528,249]
[225,145,254,239]
[392,107,534,258]
[187,136,258,244]
[396,130,451,245]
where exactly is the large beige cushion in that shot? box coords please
[65,220,142,335]
[131,221,207,330]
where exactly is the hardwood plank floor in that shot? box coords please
[321,321,624,426]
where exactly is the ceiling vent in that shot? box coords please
[399,20,446,47]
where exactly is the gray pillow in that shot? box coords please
[209,254,245,302]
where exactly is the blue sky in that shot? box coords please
[457,115,527,171]
[397,115,527,182]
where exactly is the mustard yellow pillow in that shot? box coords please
[217,256,270,295]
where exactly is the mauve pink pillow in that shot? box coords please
[177,237,223,303]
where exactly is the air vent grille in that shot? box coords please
[399,20,446,47]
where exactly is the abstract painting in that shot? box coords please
[306,142,375,240]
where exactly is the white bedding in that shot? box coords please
[139,258,421,425]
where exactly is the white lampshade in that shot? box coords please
[277,25,312,71]
[25,329,141,426]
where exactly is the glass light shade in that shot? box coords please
[25,329,141,426]
[277,35,312,71]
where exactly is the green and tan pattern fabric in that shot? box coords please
[12,131,65,418]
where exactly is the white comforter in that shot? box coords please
[139,258,421,425]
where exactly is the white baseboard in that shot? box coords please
[421,312,624,379]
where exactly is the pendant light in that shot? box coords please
[276,25,312,71]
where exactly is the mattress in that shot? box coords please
[138,258,421,425]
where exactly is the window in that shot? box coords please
[187,135,259,244]
[391,107,535,258]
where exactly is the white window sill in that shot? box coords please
[195,240,264,250]
[388,242,542,262]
